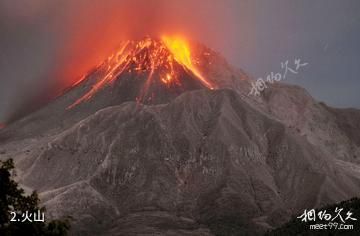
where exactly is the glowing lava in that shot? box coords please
[162,36,214,89]
[68,36,215,109]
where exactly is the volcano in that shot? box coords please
[0,37,360,235]
[0,36,245,141]
[68,36,215,109]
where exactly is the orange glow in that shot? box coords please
[68,41,131,108]
[68,36,216,109]
[161,36,214,89]
[161,73,173,84]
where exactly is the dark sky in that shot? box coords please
[0,0,359,123]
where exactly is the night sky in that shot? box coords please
[0,0,359,123]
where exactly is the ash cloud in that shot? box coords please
[0,0,246,123]
[2,0,359,123]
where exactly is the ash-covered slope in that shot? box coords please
[0,37,359,235]
[260,83,360,166]
[7,89,360,235]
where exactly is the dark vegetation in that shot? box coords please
[0,158,70,236]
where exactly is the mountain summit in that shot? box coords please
[1,37,240,140]
[68,36,216,109]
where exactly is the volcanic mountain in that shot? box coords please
[68,36,215,109]
[0,37,359,235]
[0,36,244,141]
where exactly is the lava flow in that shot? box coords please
[68,36,215,109]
